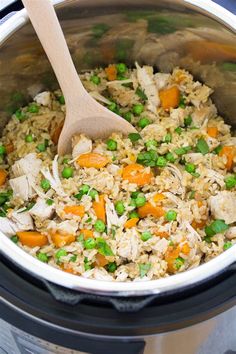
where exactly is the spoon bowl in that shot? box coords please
[22,0,136,156]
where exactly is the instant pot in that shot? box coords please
[0,1,236,353]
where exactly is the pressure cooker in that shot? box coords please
[0,1,236,353]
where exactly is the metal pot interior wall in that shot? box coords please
[0,0,236,133]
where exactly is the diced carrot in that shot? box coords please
[77,153,109,168]
[124,218,139,229]
[17,231,48,247]
[64,205,85,217]
[61,265,76,274]
[219,146,235,171]
[96,253,109,267]
[51,233,75,247]
[153,228,169,238]
[5,143,14,154]
[181,243,191,255]
[197,200,203,208]
[51,122,64,145]
[191,219,207,230]
[207,127,218,138]
[80,229,94,240]
[159,86,180,110]
[0,169,7,186]
[122,164,153,186]
[153,193,165,203]
[138,202,165,218]
[105,64,117,81]
[93,194,106,223]
[165,246,181,273]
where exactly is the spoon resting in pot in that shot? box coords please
[22,0,136,155]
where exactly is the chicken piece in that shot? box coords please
[208,191,236,224]
[30,198,55,220]
[135,62,160,113]
[153,238,169,253]
[105,197,126,229]
[34,91,51,106]
[12,153,42,178]
[0,217,21,236]
[71,135,92,159]
[47,220,78,235]
[225,227,236,240]
[117,230,139,261]
[11,208,34,230]
[154,73,171,90]
[192,106,216,127]
[9,175,35,201]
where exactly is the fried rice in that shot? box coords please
[0,63,235,282]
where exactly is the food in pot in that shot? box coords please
[0,63,235,281]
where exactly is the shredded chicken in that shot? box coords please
[135,62,159,113]
[90,91,112,105]
[208,191,236,224]
[154,73,170,90]
[0,217,21,236]
[12,153,42,178]
[47,220,78,235]
[105,197,126,229]
[30,198,55,220]
[117,230,139,261]
[41,155,66,198]
[9,175,35,201]
[225,227,236,240]
[34,91,51,106]
[71,135,92,160]
[10,208,34,230]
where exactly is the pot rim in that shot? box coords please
[0,0,236,296]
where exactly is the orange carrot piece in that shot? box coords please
[165,246,181,273]
[93,194,106,223]
[122,164,153,186]
[153,228,169,238]
[51,233,75,247]
[138,202,165,218]
[0,169,7,186]
[17,231,48,247]
[181,243,191,255]
[96,253,109,267]
[5,143,14,154]
[153,193,165,203]
[191,219,207,230]
[105,64,117,81]
[64,205,85,217]
[207,127,218,138]
[51,122,64,145]
[159,86,180,110]
[124,218,139,229]
[219,146,235,171]
[77,153,109,168]
[80,229,94,240]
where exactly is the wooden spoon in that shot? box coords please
[22,0,136,155]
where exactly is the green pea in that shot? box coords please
[84,238,97,249]
[94,219,106,233]
[27,103,39,113]
[184,115,192,127]
[90,75,101,85]
[225,175,236,189]
[132,104,144,116]
[62,167,74,179]
[116,63,127,74]
[174,257,185,270]
[58,95,65,105]
[37,143,46,152]
[11,235,19,243]
[107,262,117,273]
[106,139,117,151]
[129,211,139,219]
[185,163,196,174]
[25,134,33,143]
[165,210,177,221]
[89,188,98,200]
[46,199,54,205]
[70,255,77,262]
[138,117,150,129]
[15,109,26,121]
[80,184,90,194]
[108,102,117,112]
[128,133,141,143]
[166,152,176,163]
[55,249,67,260]
[131,191,140,199]
[179,96,186,108]
[164,133,172,143]
[156,156,167,167]
[145,140,158,150]
[40,179,51,191]
[141,231,152,241]
[223,241,232,251]
[115,201,125,215]
[37,252,49,263]
[135,194,146,207]
[175,127,183,135]
[174,147,186,155]
[62,158,69,164]
[123,111,132,122]
[0,145,6,155]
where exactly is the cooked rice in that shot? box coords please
[0,64,235,281]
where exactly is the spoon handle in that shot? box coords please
[22,0,86,106]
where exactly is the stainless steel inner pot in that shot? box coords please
[0,0,236,296]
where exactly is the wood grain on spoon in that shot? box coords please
[22,0,136,155]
